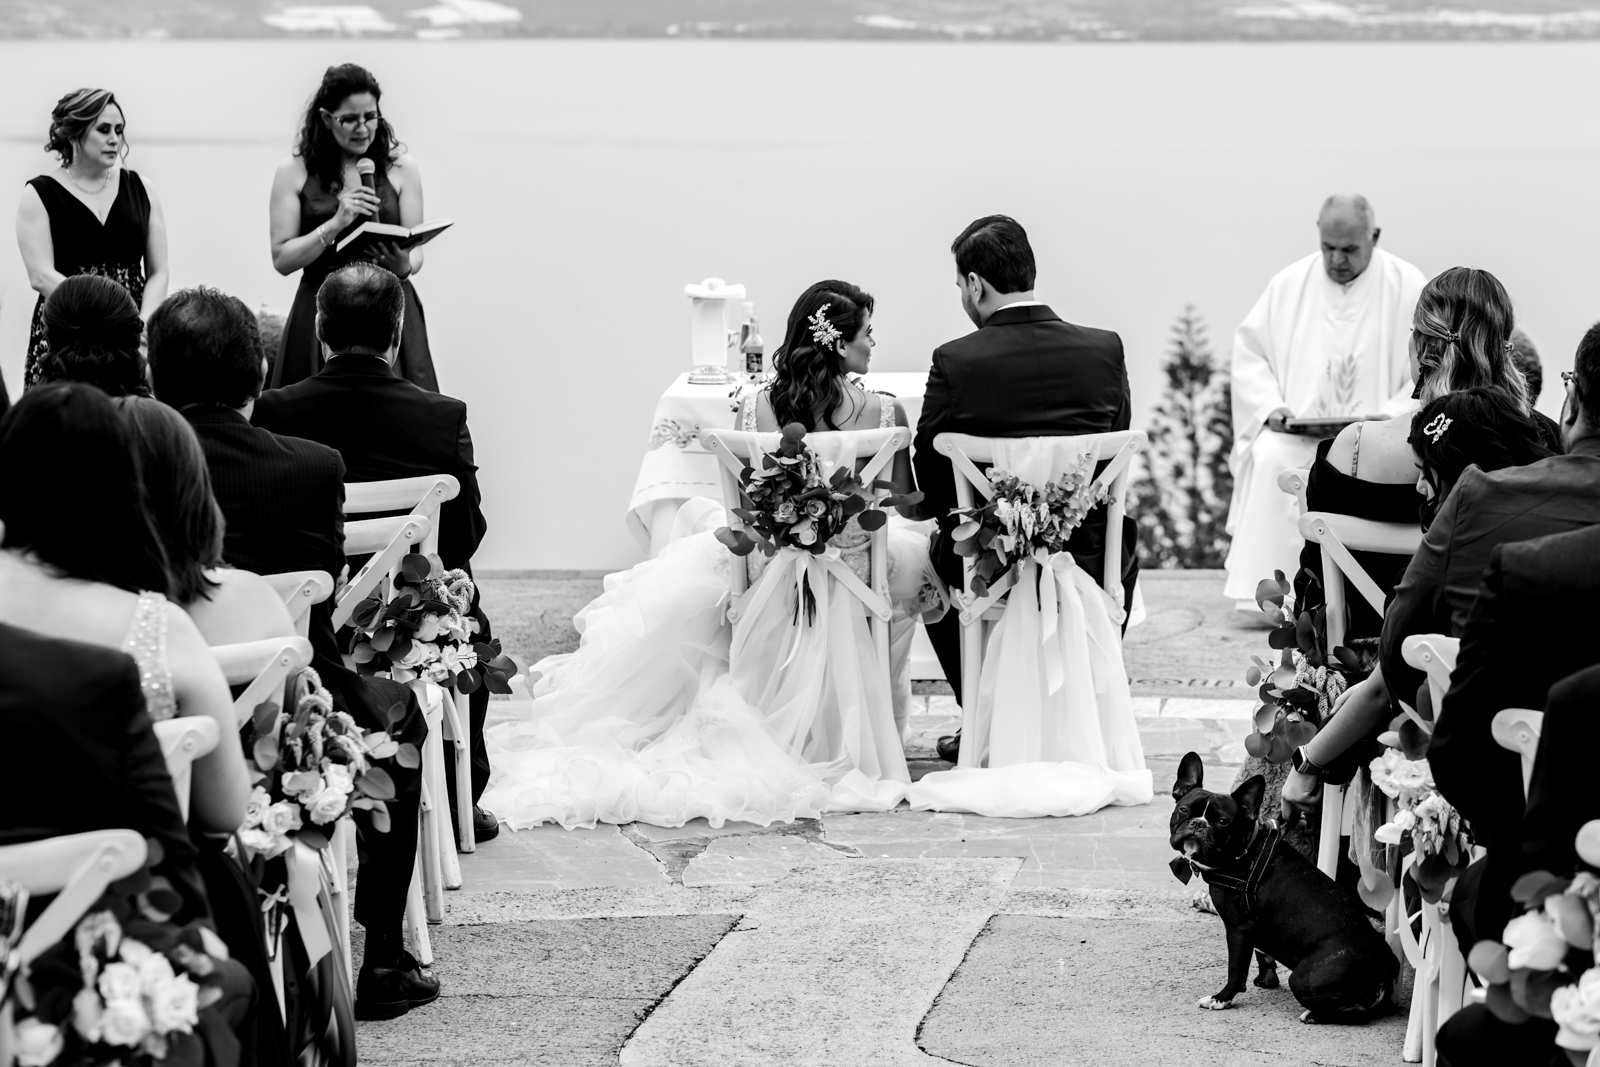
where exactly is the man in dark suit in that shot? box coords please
[148,287,439,1020]
[251,263,496,846]
[909,215,1135,762]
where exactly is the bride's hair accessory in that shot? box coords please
[809,304,843,352]
[1423,413,1452,443]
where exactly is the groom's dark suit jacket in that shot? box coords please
[252,352,493,807]
[912,304,1136,695]
[913,303,1136,592]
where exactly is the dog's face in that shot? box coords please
[1169,752,1265,874]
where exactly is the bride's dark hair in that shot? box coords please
[769,280,873,430]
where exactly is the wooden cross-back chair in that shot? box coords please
[1298,512,1422,653]
[1492,709,1543,800]
[212,637,314,727]
[341,475,475,859]
[700,427,910,690]
[1279,467,1310,516]
[151,717,221,822]
[930,430,1146,765]
[264,570,334,639]
[0,830,148,1067]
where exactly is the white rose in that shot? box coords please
[1505,912,1570,971]
[322,763,355,798]
[396,641,433,669]
[98,961,143,1005]
[72,986,105,1042]
[1553,969,1600,1050]
[439,644,478,674]
[148,974,200,1036]
[1393,760,1431,791]
[118,938,154,968]
[1415,793,1447,820]
[238,826,288,858]
[135,950,175,992]
[260,801,303,837]
[14,1018,64,1067]
[415,614,442,642]
[306,787,348,825]
[100,997,152,1047]
[243,787,271,829]
[281,770,323,799]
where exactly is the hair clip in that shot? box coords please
[809,303,842,352]
[1423,413,1452,443]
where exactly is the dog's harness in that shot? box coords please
[1192,825,1282,919]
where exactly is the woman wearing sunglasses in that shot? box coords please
[268,63,438,390]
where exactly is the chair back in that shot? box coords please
[344,475,460,556]
[1491,708,1543,799]
[264,570,334,639]
[1279,468,1310,516]
[699,427,909,619]
[212,636,314,726]
[0,831,146,966]
[151,718,221,821]
[1400,633,1459,719]
[1299,512,1423,651]
[332,514,432,630]
[932,430,1146,606]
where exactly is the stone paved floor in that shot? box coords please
[357,572,1409,1066]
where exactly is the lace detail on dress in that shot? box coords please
[740,391,759,432]
[873,390,896,429]
[121,591,177,721]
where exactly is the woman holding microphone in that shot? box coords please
[269,63,437,389]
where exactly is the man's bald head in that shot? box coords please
[1317,194,1381,285]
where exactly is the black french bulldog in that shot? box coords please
[1168,751,1397,1022]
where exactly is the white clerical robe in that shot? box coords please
[1222,247,1427,604]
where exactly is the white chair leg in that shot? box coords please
[412,683,448,916]
[1403,987,1424,1063]
[328,819,354,991]
[404,864,433,967]
[1317,782,1345,878]
[1438,914,1467,1027]
[432,730,463,890]
[445,688,475,854]
[957,619,981,768]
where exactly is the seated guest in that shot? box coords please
[1510,327,1544,405]
[0,383,249,840]
[253,263,497,844]
[1280,387,1554,808]
[35,273,150,397]
[142,294,436,1022]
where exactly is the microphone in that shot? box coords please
[355,158,377,217]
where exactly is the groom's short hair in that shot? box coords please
[148,287,265,409]
[317,263,406,355]
[951,215,1036,294]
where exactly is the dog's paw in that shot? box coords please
[1299,1009,1316,1024]
[1253,968,1280,989]
[1196,996,1234,1011]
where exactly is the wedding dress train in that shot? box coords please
[908,437,1153,818]
[482,438,942,830]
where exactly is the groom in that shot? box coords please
[912,215,1137,763]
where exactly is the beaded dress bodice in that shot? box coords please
[120,591,177,721]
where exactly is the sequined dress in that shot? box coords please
[120,591,177,721]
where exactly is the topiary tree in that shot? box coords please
[1132,305,1234,569]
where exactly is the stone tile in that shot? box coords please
[444,885,762,925]
[359,916,736,1066]
[918,914,1407,1067]
[1161,697,1257,720]
[456,822,668,892]
[681,834,850,887]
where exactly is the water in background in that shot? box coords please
[1,40,1595,569]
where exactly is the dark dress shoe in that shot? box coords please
[473,805,500,842]
[355,950,440,1021]
[936,732,961,764]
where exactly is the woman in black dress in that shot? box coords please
[14,87,169,391]
[269,63,437,390]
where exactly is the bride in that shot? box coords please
[482,280,945,830]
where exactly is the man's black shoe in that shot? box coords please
[474,806,500,842]
[936,732,961,764]
[355,949,440,1021]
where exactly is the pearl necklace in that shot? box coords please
[66,166,115,195]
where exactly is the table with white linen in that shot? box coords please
[627,371,928,555]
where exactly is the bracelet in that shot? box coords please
[316,223,333,248]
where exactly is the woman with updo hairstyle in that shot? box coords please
[36,273,149,396]
[15,87,168,391]
[269,63,437,390]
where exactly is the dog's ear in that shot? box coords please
[1233,775,1266,823]
[1173,752,1204,800]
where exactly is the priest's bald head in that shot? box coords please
[1318,194,1380,285]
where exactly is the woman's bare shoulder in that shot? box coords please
[185,568,295,645]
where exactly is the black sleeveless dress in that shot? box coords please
[271,169,437,391]
[1292,433,1421,646]
[23,170,151,389]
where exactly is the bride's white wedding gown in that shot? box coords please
[482,392,944,830]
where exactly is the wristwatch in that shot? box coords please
[1291,746,1327,779]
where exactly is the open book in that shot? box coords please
[336,218,452,257]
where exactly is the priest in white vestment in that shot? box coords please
[1223,194,1427,610]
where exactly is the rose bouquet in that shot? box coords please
[240,667,412,855]
[1468,823,1600,1063]
[349,554,518,695]
[714,422,917,558]
[949,460,1108,598]
[7,887,238,1067]
[1367,747,1472,901]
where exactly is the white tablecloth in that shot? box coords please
[627,371,929,555]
